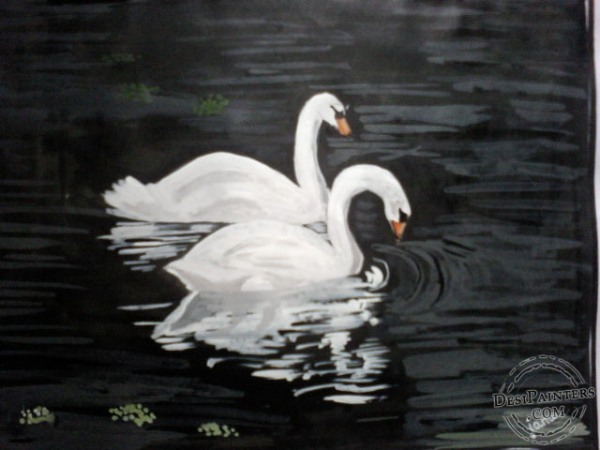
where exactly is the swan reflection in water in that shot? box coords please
[101,221,218,272]
[151,274,391,405]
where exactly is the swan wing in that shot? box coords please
[105,152,324,223]
[158,152,291,192]
[166,221,341,291]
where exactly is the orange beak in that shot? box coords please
[336,117,352,136]
[391,220,407,240]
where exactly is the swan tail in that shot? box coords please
[103,176,171,222]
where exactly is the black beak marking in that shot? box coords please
[331,106,345,119]
[399,209,408,223]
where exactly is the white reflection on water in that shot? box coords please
[99,221,218,271]
[103,221,392,403]
[151,277,390,404]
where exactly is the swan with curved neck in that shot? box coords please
[103,93,351,224]
[165,164,411,292]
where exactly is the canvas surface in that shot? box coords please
[0,1,596,449]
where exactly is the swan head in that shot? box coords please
[330,164,411,241]
[310,92,352,136]
[374,168,411,241]
[390,210,409,241]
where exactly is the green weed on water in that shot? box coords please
[118,83,160,103]
[198,422,240,437]
[19,406,55,425]
[109,403,156,427]
[192,94,229,116]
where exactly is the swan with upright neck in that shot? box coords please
[103,93,351,224]
[165,164,411,292]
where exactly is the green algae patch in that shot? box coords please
[109,403,156,427]
[198,422,240,437]
[19,406,55,425]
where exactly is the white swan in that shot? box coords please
[103,92,351,224]
[165,164,411,292]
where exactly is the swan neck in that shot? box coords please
[327,184,363,274]
[294,105,327,203]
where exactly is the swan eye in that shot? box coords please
[331,106,345,119]
[399,209,408,223]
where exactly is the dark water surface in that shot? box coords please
[0,1,596,449]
